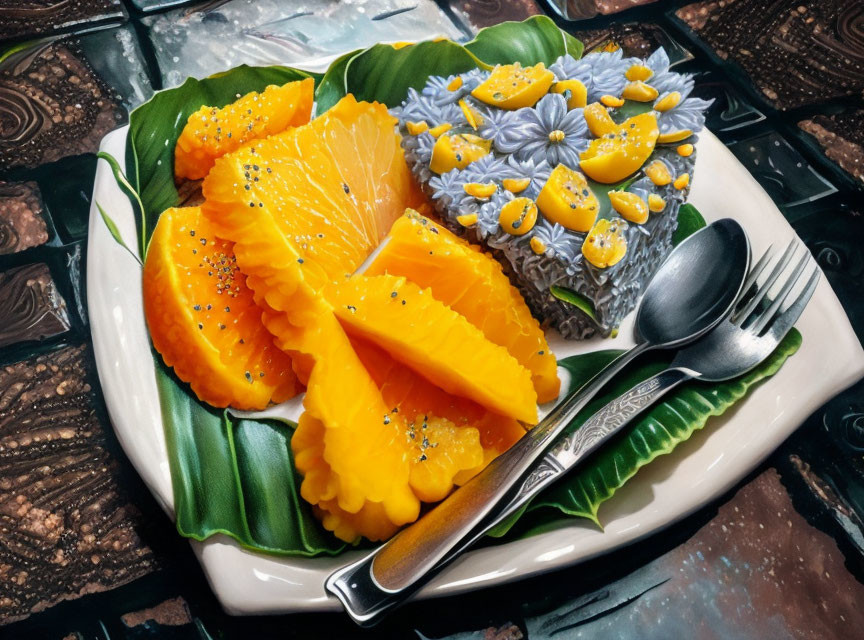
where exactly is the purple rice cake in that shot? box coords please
[395,48,711,338]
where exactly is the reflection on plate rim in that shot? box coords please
[88,121,864,615]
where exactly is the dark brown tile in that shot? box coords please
[0,0,123,42]
[0,42,123,170]
[799,110,864,187]
[574,21,692,63]
[121,596,192,627]
[0,263,69,349]
[529,469,864,637]
[676,0,864,110]
[0,345,157,625]
[0,181,49,255]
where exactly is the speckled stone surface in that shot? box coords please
[0,0,123,41]
[676,0,864,110]
[799,111,864,187]
[0,345,157,625]
[0,181,49,255]
[524,469,864,638]
[0,42,124,170]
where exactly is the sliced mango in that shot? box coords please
[580,110,659,184]
[499,197,538,235]
[430,133,492,174]
[608,191,649,224]
[582,218,628,268]
[471,62,554,110]
[551,79,588,109]
[536,164,599,232]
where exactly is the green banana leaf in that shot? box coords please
[487,328,801,538]
[114,17,804,557]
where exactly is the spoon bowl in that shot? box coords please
[637,218,750,347]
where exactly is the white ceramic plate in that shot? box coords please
[87,123,864,615]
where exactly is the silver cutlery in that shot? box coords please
[325,219,751,625]
[435,238,819,567]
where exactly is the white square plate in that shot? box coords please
[87,123,864,615]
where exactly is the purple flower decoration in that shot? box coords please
[495,93,589,168]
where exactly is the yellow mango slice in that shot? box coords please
[551,79,588,109]
[580,111,659,184]
[367,211,560,403]
[536,164,599,232]
[471,62,554,110]
[430,133,492,174]
[582,218,628,268]
[499,197,538,235]
[608,191,649,224]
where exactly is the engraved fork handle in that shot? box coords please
[483,366,695,530]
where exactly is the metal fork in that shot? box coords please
[326,239,819,625]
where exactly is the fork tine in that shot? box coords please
[736,244,774,303]
[733,240,796,326]
[768,267,820,338]
[751,250,810,334]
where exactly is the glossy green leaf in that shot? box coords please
[97,152,148,257]
[490,328,802,539]
[550,286,598,322]
[126,65,314,245]
[155,362,345,556]
[333,16,582,110]
[342,40,482,107]
[673,203,708,246]
[464,16,583,66]
[95,202,141,266]
[314,48,365,115]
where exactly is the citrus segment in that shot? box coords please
[174,79,314,181]
[142,206,299,409]
[366,211,560,403]
[293,312,417,519]
[327,274,539,424]
[202,95,423,358]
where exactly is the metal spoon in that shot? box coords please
[325,218,751,626]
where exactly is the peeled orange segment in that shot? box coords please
[174,79,314,181]
[300,338,520,542]
[142,206,299,409]
[202,95,423,357]
[367,211,560,403]
[328,274,539,424]
[293,312,418,521]
[316,498,401,543]
[354,338,521,497]
[405,417,484,503]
